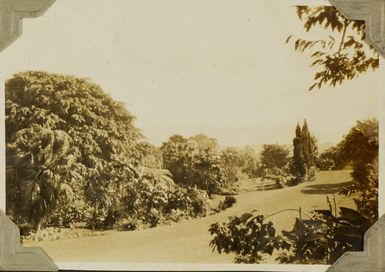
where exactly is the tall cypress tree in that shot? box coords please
[290,121,318,184]
[292,123,305,182]
[301,120,311,167]
[301,120,318,170]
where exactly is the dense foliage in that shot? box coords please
[6,125,79,230]
[160,135,226,195]
[279,205,371,264]
[209,119,378,264]
[338,119,378,224]
[115,168,209,230]
[219,147,246,185]
[238,145,260,178]
[210,204,370,264]
[5,71,208,231]
[6,71,140,230]
[5,71,262,234]
[260,145,290,170]
[209,213,290,263]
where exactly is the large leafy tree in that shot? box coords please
[219,147,245,185]
[338,119,378,224]
[260,144,290,170]
[6,71,144,229]
[160,134,226,195]
[160,135,195,187]
[258,144,291,187]
[239,145,260,178]
[287,6,379,90]
[189,150,225,195]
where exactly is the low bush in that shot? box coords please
[218,196,237,210]
[18,222,34,238]
[120,168,209,229]
[21,227,105,242]
[22,167,210,234]
[48,199,91,228]
[116,217,140,231]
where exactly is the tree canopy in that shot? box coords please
[160,134,226,195]
[258,144,291,187]
[338,119,378,223]
[6,71,145,228]
[5,71,210,229]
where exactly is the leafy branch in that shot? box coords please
[209,199,371,264]
[286,6,379,91]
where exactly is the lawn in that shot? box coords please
[24,170,355,263]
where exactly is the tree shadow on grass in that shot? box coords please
[301,181,354,195]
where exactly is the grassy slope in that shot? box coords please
[24,170,355,263]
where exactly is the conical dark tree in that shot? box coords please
[301,120,311,165]
[291,123,306,183]
[290,121,318,184]
[301,120,318,170]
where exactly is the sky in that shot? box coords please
[0,0,380,149]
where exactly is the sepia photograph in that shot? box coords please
[0,0,381,269]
